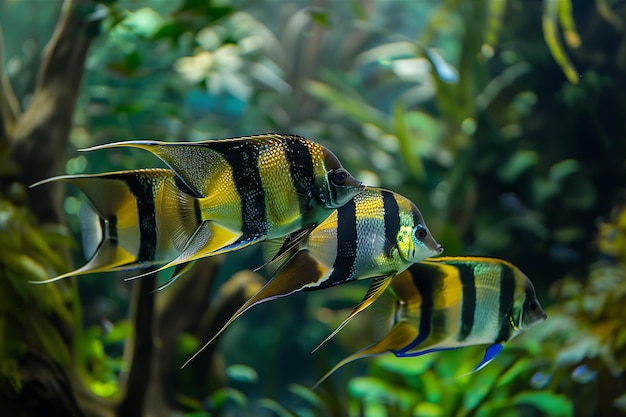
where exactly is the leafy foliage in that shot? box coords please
[0,194,74,392]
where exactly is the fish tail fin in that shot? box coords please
[312,275,394,353]
[30,173,150,281]
[29,239,137,284]
[79,203,104,261]
[161,177,203,251]
[181,250,328,367]
[312,321,417,389]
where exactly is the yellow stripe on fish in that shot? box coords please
[181,187,443,367]
[82,134,364,278]
[315,256,547,387]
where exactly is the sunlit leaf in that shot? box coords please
[542,0,579,84]
[226,364,259,384]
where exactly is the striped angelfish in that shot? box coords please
[30,169,188,284]
[315,256,547,386]
[183,187,443,367]
[82,134,364,278]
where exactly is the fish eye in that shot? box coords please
[528,299,539,312]
[331,169,349,185]
[414,225,428,240]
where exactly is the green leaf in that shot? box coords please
[497,151,537,183]
[305,80,389,130]
[210,387,247,410]
[152,22,185,40]
[256,398,297,417]
[103,320,133,344]
[513,391,573,416]
[288,384,329,413]
[393,101,426,181]
[226,364,258,384]
[542,0,579,84]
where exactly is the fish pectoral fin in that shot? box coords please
[312,275,394,353]
[124,222,241,282]
[256,225,316,274]
[161,178,203,251]
[152,261,196,292]
[29,240,136,284]
[182,249,329,368]
[473,343,503,372]
[313,321,418,389]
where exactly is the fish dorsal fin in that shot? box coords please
[312,275,395,353]
[182,249,331,368]
[81,140,229,198]
[29,240,136,284]
[313,321,418,389]
[161,177,202,251]
[256,225,316,274]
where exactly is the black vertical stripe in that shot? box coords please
[381,190,400,257]
[496,265,516,342]
[122,175,157,262]
[285,136,315,216]
[210,141,268,238]
[400,264,437,351]
[326,198,358,286]
[458,264,476,341]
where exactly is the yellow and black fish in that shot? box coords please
[83,134,364,277]
[182,187,443,367]
[315,256,547,387]
[30,169,190,284]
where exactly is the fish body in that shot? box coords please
[83,134,364,273]
[30,169,186,282]
[315,256,547,386]
[184,187,443,367]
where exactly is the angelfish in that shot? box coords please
[30,169,190,284]
[314,257,547,387]
[182,187,443,367]
[82,134,364,277]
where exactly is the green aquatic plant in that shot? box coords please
[0,195,75,407]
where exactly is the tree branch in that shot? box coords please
[10,0,101,223]
[116,273,157,417]
[0,23,21,154]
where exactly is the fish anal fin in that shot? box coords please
[182,250,329,367]
[313,321,418,389]
[312,275,394,353]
